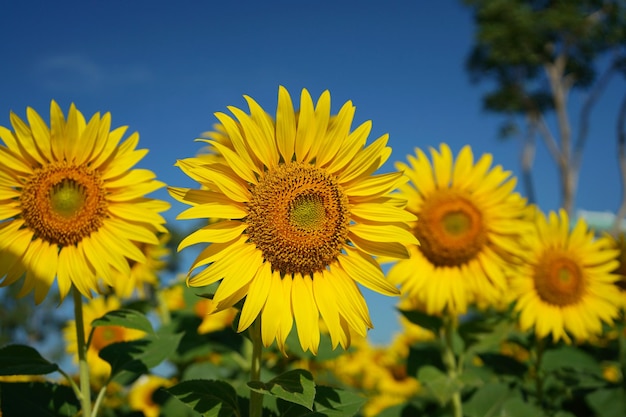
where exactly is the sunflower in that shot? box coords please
[607,232,626,297]
[170,86,417,354]
[510,208,622,343]
[63,296,145,382]
[194,298,238,334]
[128,375,173,417]
[387,144,527,315]
[0,101,169,303]
[105,232,171,299]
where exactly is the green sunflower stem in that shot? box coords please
[442,314,462,417]
[533,336,546,407]
[72,287,93,417]
[249,318,264,417]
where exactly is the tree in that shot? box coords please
[463,0,626,215]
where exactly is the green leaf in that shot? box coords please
[459,316,516,354]
[0,381,79,416]
[586,387,626,417]
[91,308,155,334]
[406,343,444,377]
[464,382,511,417]
[377,403,422,417]
[99,332,183,382]
[276,385,366,417]
[541,345,601,374]
[398,309,443,334]
[500,397,546,417]
[478,352,527,377]
[248,369,316,410]
[0,345,58,376]
[417,365,463,405]
[165,379,241,417]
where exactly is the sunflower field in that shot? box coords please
[0,80,625,417]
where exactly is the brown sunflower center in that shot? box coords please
[91,325,126,351]
[246,162,350,276]
[20,163,108,246]
[533,251,585,306]
[414,189,487,267]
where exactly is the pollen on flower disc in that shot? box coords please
[414,189,487,267]
[246,162,350,275]
[20,162,108,246]
[533,250,585,306]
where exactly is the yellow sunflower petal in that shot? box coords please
[338,247,400,296]
[275,86,297,162]
[238,262,273,332]
[291,274,320,354]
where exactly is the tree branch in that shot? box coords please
[573,59,617,172]
[613,93,626,234]
[522,113,538,205]
[535,113,563,165]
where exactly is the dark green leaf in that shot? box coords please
[417,365,463,405]
[458,316,515,354]
[398,309,443,334]
[377,403,423,417]
[406,343,444,377]
[478,352,527,377]
[541,345,601,374]
[0,345,58,376]
[586,387,626,417]
[91,308,155,334]
[464,382,511,417]
[0,381,79,416]
[276,385,366,417]
[248,369,315,410]
[165,379,240,417]
[99,332,183,382]
[500,397,546,417]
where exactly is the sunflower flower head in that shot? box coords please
[510,208,622,343]
[170,86,417,354]
[0,101,169,303]
[129,375,173,417]
[387,144,528,316]
[607,232,626,298]
[104,232,171,299]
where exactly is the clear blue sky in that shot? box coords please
[1,0,624,344]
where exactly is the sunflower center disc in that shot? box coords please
[534,251,585,306]
[91,326,126,351]
[246,162,350,276]
[20,163,108,246]
[50,179,87,218]
[414,190,487,266]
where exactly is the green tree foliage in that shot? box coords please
[463,0,626,213]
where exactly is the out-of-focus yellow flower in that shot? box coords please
[606,232,626,308]
[128,375,173,417]
[194,298,237,334]
[602,363,622,383]
[0,375,45,382]
[325,328,420,417]
[63,296,145,383]
[510,208,621,343]
[106,233,170,299]
[388,144,528,315]
[161,281,187,311]
[500,341,530,363]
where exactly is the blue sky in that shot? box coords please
[1,0,624,344]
